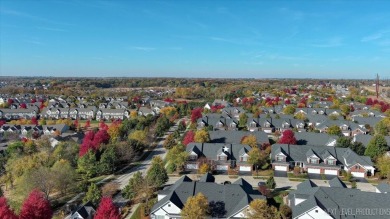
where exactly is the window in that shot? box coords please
[327,159,335,165]
[242,156,248,162]
[276,156,284,161]
[168,204,171,207]
[310,159,318,164]
[189,155,197,161]
[156,216,165,219]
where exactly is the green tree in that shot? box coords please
[199,163,211,174]
[283,105,296,115]
[146,156,168,187]
[163,134,176,149]
[365,134,388,160]
[350,142,366,156]
[248,147,267,172]
[327,125,342,136]
[167,145,189,172]
[336,136,352,148]
[377,154,390,179]
[246,199,278,219]
[181,193,208,219]
[239,113,248,128]
[77,151,97,180]
[51,159,76,195]
[122,171,144,200]
[194,129,210,143]
[99,147,116,174]
[266,176,276,189]
[83,183,102,206]
[340,104,351,116]
[375,120,389,135]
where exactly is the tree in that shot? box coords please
[29,167,56,200]
[181,193,208,219]
[350,142,366,156]
[178,120,186,132]
[19,189,53,219]
[246,199,278,219]
[147,156,168,187]
[51,159,76,194]
[122,171,144,200]
[248,147,267,172]
[182,130,195,146]
[280,205,292,219]
[83,183,102,206]
[99,147,117,174]
[77,150,97,179]
[194,129,210,143]
[283,105,296,115]
[377,154,390,179]
[0,197,18,219]
[340,104,351,116]
[163,134,176,149]
[199,163,211,174]
[294,112,306,120]
[375,120,389,135]
[239,113,248,128]
[190,108,203,124]
[241,135,257,148]
[365,134,388,160]
[336,136,352,148]
[93,129,110,148]
[94,197,121,219]
[167,144,188,172]
[266,176,276,189]
[128,130,148,144]
[278,130,297,144]
[107,121,121,143]
[327,125,342,136]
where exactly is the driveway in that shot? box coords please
[308,173,337,180]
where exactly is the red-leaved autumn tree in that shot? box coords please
[278,130,297,145]
[79,130,111,157]
[190,108,203,123]
[19,189,53,219]
[182,130,195,146]
[31,117,38,126]
[0,197,18,219]
[20,103,27,109]
[94,197,121,219]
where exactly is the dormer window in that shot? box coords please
[276,155,284,162]
[250,122,257,128]
[309,158,319,164]
[230,123,236,128]
[264,122,271,128]
[319,111,324,115]
[218,156,227,161]
[327,159,336,165]
[341,126,348,130]
[216,122,223,128]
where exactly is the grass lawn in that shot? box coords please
[88,175,110,184]
[288,173,308,179]
[252,169,273,177]
[130,204,142,219]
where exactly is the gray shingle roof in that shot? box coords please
[328,177,347,188]
[376,183,390,193]
[151,175,265,218]
[295,132,339,146]
[209,130,269,145]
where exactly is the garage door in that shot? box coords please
[307,168,321,174]
[186,163,197,170]
[275,165,287,171]
[324,169,338,175]
[216,165,228,171]
[351,172,365,178]
[239,166,252,172]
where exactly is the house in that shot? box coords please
[95,109,129,121]
[186,143,253,172]
[294,108,342,117]
[246,117,305,133]
[221,107,246,119]
[315,120,368,136]
[69,201,96,219]
[42,107,70,119]
[68,107,96,120]
[376,182,390,193]
[150,174,265,219]
[197,114,238,131]
[0,108,38,120]
[350,109,385,118]
[271,144,375,178]
[0,125,21,134]
[294,132,339,146]
[138,107,157,116]
[288,179,390,219]
[42,124,70,135]
[209,130,269,146]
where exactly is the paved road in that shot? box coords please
[166,175,377,192]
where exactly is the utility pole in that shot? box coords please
[376,74,380,99]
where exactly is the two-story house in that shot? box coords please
[186,143,253,172]
[271,144,375,178]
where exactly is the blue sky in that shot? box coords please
[1,0,390,79]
